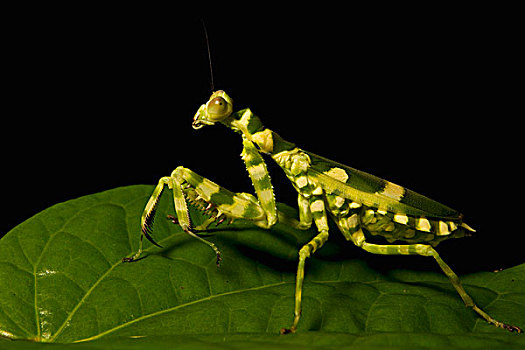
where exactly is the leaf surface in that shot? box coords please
[0,185,523,348]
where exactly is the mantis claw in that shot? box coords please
[503,324,523,333]
[143,229,163,248]
[167,214,178,224]
[216,216,226,226]
[279,327,295,335]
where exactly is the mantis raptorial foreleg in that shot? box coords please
[123,166,309,263]
[122,171,221,263]
[241,137,278,227]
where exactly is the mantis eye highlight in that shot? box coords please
[207,96,232,121]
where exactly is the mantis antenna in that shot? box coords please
[201,19,215,92]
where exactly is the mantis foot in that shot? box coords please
[502,323,523,333]
[279,327,295,335]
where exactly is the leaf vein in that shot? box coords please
[50,232,191,342]
[74,281,288,343]
[13,232,33,274]
[49,260,120,342]
[0,304,33,339]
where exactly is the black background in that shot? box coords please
[2,6,522,271]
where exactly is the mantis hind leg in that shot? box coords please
[351,229,522,333]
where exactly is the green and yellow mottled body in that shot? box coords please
[123,90,522,334]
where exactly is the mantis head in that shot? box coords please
[192,90,234,129]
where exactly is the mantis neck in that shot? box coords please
[223,108,296,155]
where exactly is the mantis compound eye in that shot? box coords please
[192,90,234,129]
[206,96,232,121]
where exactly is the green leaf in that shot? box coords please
[0,185,523,349]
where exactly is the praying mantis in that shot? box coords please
[123,90,522,334]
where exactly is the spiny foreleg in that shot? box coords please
[122,169,222,263]
[122,176,169,262]
[166,185,232,231]
[168,166,312,232]
[123,166,309,264]
[241,137,278,227]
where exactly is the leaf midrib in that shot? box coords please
[62,274,499,342]
[73,280,288,343]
